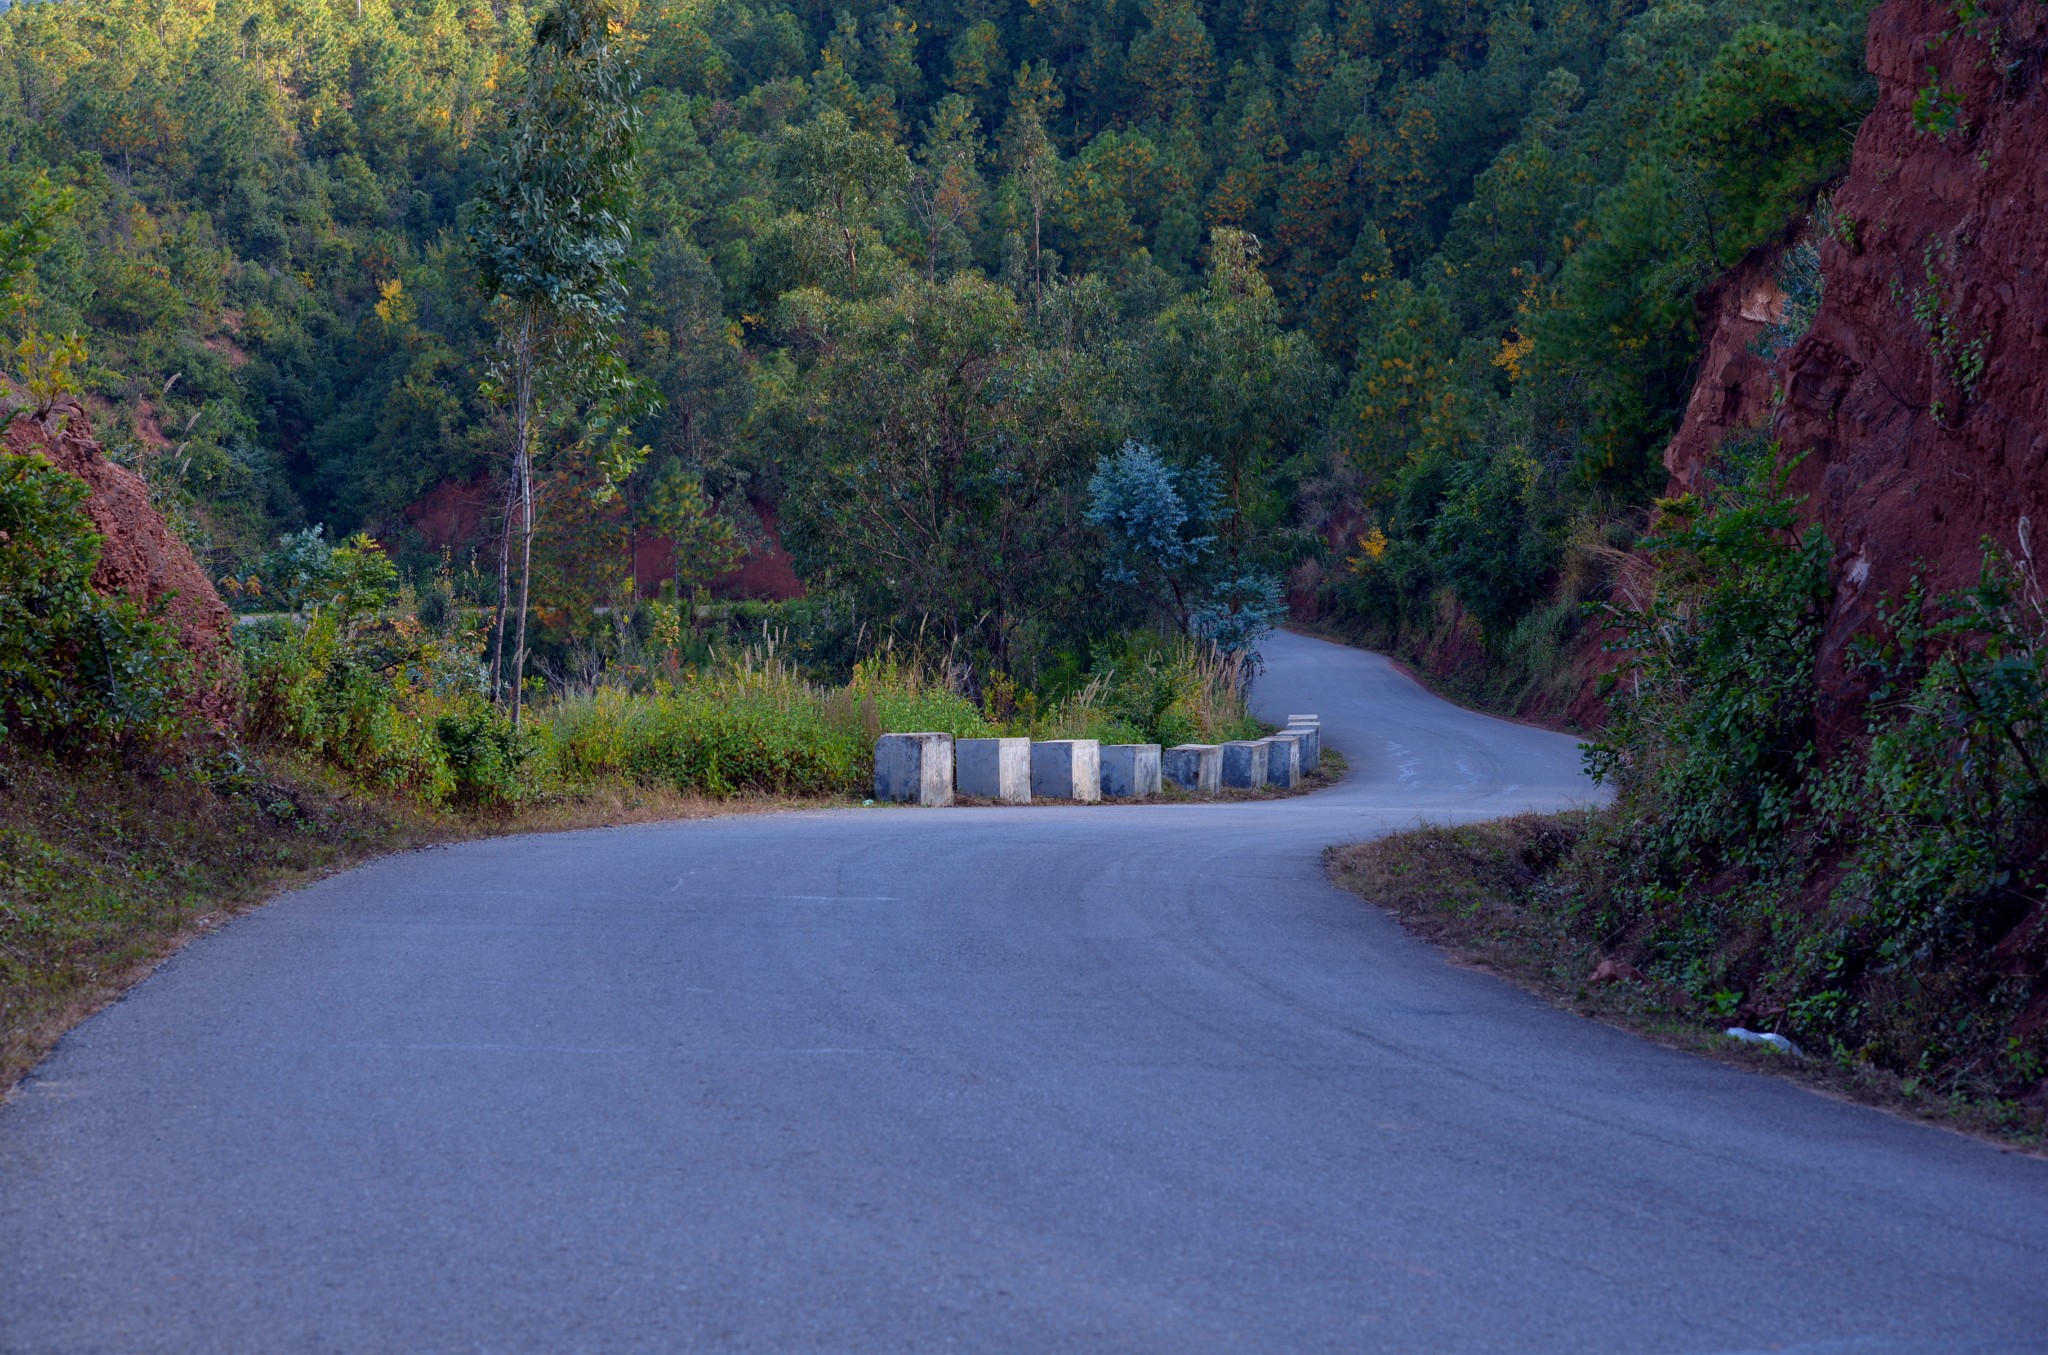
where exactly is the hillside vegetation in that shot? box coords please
[0,0,1876,681]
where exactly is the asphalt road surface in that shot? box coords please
[3,630,2044,1353]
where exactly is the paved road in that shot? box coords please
[3,630,2044,1353]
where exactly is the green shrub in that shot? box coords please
[239,533,520,807]
[242,609,458,802]
[1588,440,1832,878]
[1802,546,2048,1070]
[1575,441,2046,1103]
[434,697,540,807]
[0,451,186,749]
[542,650,993,797]
[1036,633,1263,746]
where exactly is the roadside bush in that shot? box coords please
[1568,441,2046,1111]
[1587,440,1832,883]
[242,609,455,802]
[543,648,993,797]
[239,532,526,807]
[433,697,539,807]
[1798,543,2048,1079]
[237,571,1262,807]
[1842,548,2047,956]
[1035,633,1264,746]
[0,451,186,749]
[546,684,862,796]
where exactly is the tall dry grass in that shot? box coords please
[539,640,994,796]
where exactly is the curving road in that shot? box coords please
[2,630,2044,1353]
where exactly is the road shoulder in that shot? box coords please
[1326,813,2048,1156]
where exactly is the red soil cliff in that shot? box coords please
[1663,251,1790,496]
[1663,0,2048,736]
[406,477,806,603]
[8,401,235,727]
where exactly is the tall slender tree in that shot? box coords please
[908,95,985,282]
[466,0,641,727]
[1000,100,1058,312]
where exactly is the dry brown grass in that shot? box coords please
[0,744,827,1097]
[1327,815,2048,1153]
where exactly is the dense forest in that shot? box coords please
[0,0,1875,688]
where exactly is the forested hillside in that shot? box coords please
[0,0,1875,687]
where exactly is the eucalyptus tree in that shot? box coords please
[774,109,910,294]
[999,99,1058,312]
[769,273,1112,674]
[466,0,641,726]
[908,96,986,283]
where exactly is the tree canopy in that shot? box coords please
[0,0,1879,680]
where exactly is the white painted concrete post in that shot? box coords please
[1285,715,1321,770]
[1220,740,1268,789]
[956,737,1032,803]
[1162,744,1222,793]
[1262,733,1304,789]
[1029,740,1101,802]
[1099,744,1162,798]
[873,732,955,806]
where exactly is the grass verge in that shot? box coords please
[0,744,825,1097]
[1326,812,2048,1153]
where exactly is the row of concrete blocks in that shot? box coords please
[874,715,1323,806]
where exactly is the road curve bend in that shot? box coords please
[2,630,2044,1353]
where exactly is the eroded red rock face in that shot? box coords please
[406,474,808,604]
[9,401,235,727]
[630,502,806,602]
[1664,0,2048,738]
[405,475,499,555]
[1776,0,2048,725]
[1664,253,1788,496]
[710,501,805,602]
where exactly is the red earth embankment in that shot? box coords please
[1770,0,2048,736]
[1613,0,2048,732]
[9,401,234,726]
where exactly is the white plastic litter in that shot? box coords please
[1724,1026,1801,1055]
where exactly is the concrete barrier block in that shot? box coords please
[874,732,955,806]
[1162,744,1222,794]
[1030,740,1101,802]
[1285,716,1321,769]
[955,737,1032,803]
[1263,733,1303,789]
[1220,740,1268,789]
[1100,743,1162,798]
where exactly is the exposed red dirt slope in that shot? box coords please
[407,476,806,603]
[1663,251,1790,496]
[1777,0,2048,732]
[405,475,499,557]
[9,401,235,726]
[1659,0,2048,739]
